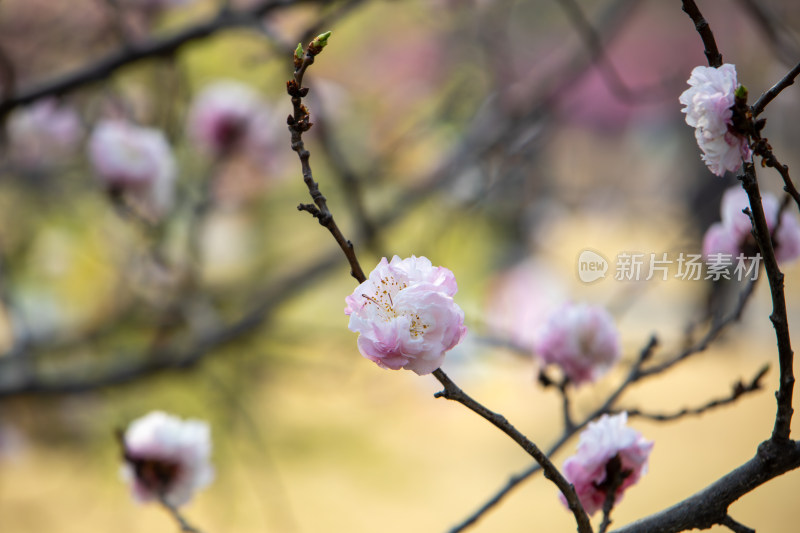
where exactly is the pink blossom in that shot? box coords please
[534,303,620,385]
[484,259,565,350]
[88,120,176,216]
[703,186,800,265]
[561,412,653,515]
[7,98,82,169]
[345,255,467,375]
[121,411,214,508]
[187,80,271,157]
[679,64,751,176]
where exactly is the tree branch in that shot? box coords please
[610,440,800,533]
[0,0,323,116]
[431,368,593,533]
[681,0,722,67]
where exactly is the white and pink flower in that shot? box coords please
[534,303,620,385]
[703,186,800,265]
[679,64,751,176]
[187,80,271,157]
[88,120,176,217]
[7,98,82,169]
[561,412,653,516]
[121,411,214,508]
[345,255,467,375]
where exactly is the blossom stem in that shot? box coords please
[681,0,722,68]
[431,368,593,533]
[739,164,795,441]
[157,494,204,533]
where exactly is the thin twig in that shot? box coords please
[287,35,366,283]
[157,494,204,533]
[739,164,795,441]
[624,365,769,422]
[431,368,593,533]
[0,0,318,117]
[681,0,722,67]
[720,515,756,533]
[751,61,800,117]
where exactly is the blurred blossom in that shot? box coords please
[88,120,176,217]
[187,80,276,160]
[534,303,620,385]
[679,64,751,176]
[121,411,214,508]
[703,186,800,265]
[561,412,653,515]
[345,255,467,376]
[6,98,82,169]
[485,259,565,350]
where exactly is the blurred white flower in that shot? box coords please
[121,411,214,508]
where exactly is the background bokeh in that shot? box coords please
[1,0,800,531]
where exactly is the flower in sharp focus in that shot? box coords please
[88,119,176,218]
[345,255,467,376]
[121,411,214,508]
[679,64,752,176]
[534,303,620,385]
[561,412,653,516]
[187,80,272,158]
[703,186,800,265]
[7,98,82,170]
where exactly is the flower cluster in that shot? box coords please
[7,98,82,170]
[703,186,800,265]
[679,64,751,176]
[534,303,621,385]
[187,80,274,158]
[345,255,467,375]
[88,120,176,218]
[561,412,653,515]
[120,411,214,508]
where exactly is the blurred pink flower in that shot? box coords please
[345,255,467,375]
[561,412,653,516]
[534,303,620,385]
[88,120,176,217]
[7,98,82,169]
[703,186,800,265]
[679,64,751,176]
[121,411,214,508]
[484,259,565,349]
[187,80,273,158]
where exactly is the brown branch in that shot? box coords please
[751,61,800,117]
[0,0,324,117]
[287,35,366,284]
[681,0,722,67]
[598,455,629,533]
[431,368,593,533]
[610,440,800,533]
[157,494,204,533]
[720,515,756,533]
[450,274,761,531]
[623,365,769,422]
[739,164,795,441]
